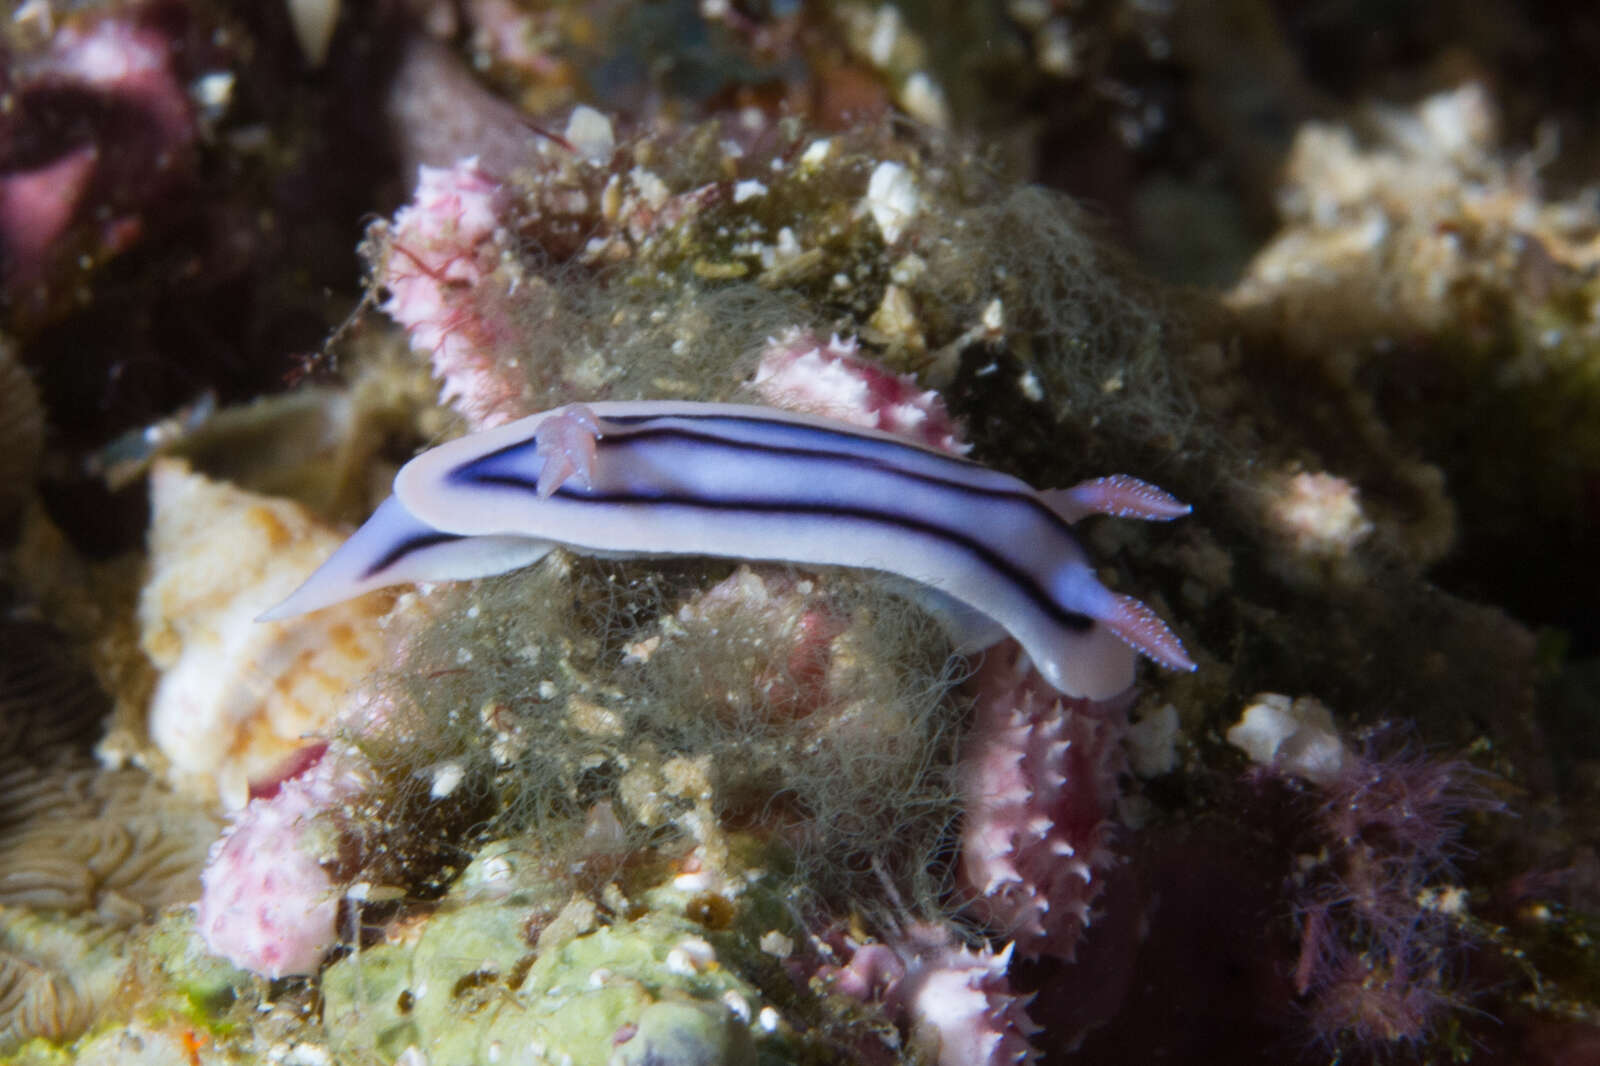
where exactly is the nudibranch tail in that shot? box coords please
[1043,474,1192,524]
[1097,592,1196,673]
[258,495,555,621]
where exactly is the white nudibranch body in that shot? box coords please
[261,402,1196,700]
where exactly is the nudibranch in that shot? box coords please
[263,402,1195,700]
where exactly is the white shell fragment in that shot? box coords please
[1226,693,1347,786]
[865,161,920,244]
[286,0,339,66]
[564,105,616,164]
[139,459,391,805]
[1125,703,1181,778]
[899,72,950,129]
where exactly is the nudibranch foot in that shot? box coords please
[1043,474,1192,524]
[533,403,603,497]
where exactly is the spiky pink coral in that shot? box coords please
[753,332,1131,964]
[379,157,527,428]
[896,926,1040,1066]
[957,648,1127,960]
[195,744,367,978]
[751,328,969,454]
[824,921,1040,1066]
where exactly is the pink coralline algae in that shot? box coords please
[195,744,367,978]
[957,649,1127,961]
[379,157,527,429]
[824,922,1040,1066]
[751,328,970,455]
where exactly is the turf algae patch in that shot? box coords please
[363,555,969,921]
